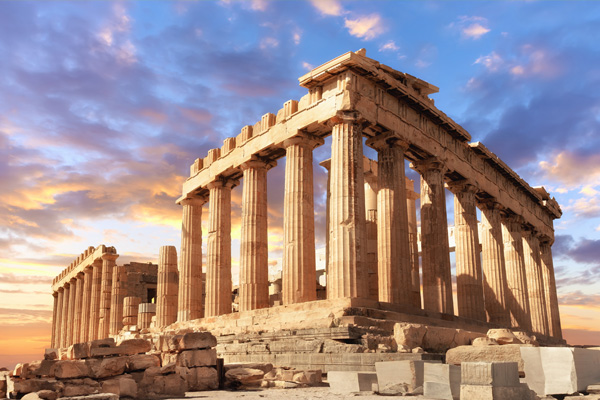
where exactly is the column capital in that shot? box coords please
[241,156,277,171]
[410,157,447,174]
[331,110,365,125]
[101,253,119,262]
[207,176,239,190]
[58,286,64,293]
[180,196,207,207]
[478,198,504,212]
[446,179,478,194]
[283,132,324,150]
[53,291,58,297]
[538,234,554,246]
[365,132,409,151]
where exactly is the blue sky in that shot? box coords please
[1,0,600,366]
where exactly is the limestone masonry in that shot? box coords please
[32,50,575,398]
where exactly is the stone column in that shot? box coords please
[72,273,84,344]
[55,288,64,348]
[206,179,235,316]
[411,159,453,314]
[79,267,93,343]
[109,265,127,335]
[450,181,485,321]
[406,178,421,308]
[367,136,411,305]
[501,214,532,332]
[88,259,102,341]
[522,229,550,336]
[282,134,323,305]
[98,253,118,339]
[66,278,77,346]
[51,291,58,348]
[239,158,273,311]
[480,201,511,326]
[319,159,332,287]
[364,171,379,301]
[540,239,562,339]
[177,197,206,322]
[60,283,70,348]
[327,115,369,299]
[157,246,179,328]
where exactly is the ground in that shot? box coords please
[182,388,426,399]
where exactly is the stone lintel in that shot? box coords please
[52,245,119,292]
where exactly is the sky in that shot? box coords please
[1,0,600,368]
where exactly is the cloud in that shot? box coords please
[302,62,314,70]
[379,40,399,52]
[463,23,490,39]
[451,16,491,39]
[250,0,268,12]
[260,37,279,50]
[309,0,344,16]
[539,151,600,189]
[0,273,52,285]
[344,14,385,40]
[474,51,503,72]
[559,291,600,308]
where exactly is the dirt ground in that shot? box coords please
[180,387,428,399]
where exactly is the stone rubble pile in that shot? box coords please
[223,363,322,389]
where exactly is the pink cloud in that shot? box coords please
[344,14,386,40]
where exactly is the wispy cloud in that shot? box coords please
[379,40,399,52]
[344,14,385,40]
[450,16,491,39]
[309,0,344,16]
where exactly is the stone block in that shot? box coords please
[179,331,217,350]
[423,363,461,400]
[87,357,127,379]
[44,349,58,360]
[32,360,58,377]
[57,393,118,400]
[102,375,138,398]
[177,348,217,368]
[89,347,122,358]
[63,378,100,397]
[127,354,161,371]
[224,362,273,374]
[473,337,499,347]
[89,338,115,348]
[182,366,219,391]
[520,347,600,396]
[13,378,64,395]
[461,362,520,387]
[328,371,377,393]
[68,343,90,359]
[50,360,90,379]
[161,352,178,366]
[22,389,58,400]
[393,323,426,349]
[486,329,522,345]
[446,344,528,373]
[225,367,264,388]
[460,384,534,400]
[117,338,152,355]
[375,360,440,395]
[158,334,183,352]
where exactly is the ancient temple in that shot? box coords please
[49,50,563,359]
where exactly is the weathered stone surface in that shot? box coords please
[224,363,274,374]
[31,360,58,377]
[50,360,89,379]
[460,384,535,400]
[126,354,160,371]
[588,384,600,394]
[423,327,485,352]
[63,378,100,397]
[180,331,217,350]
[89,338,115,349]
[513,331,539,346]
[473,337,499,347]
[59,394,118,400]
[328,371,377,393]
[86,357,127,379]
[181,366,219,391]
[22,389,58,400]
[102,375,137,398]
[117,338,151,355]
[461,362,520,387]
[447,344,529,373]
[177,349,217,368]
[487,329,522,345]
[68,343,90,360]
[13,378,64,395]
[375,360,440,395]
[393,322,427,349]
[44,349,58,361]
[423,363,461,400]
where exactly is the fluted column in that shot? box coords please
[319,159,332,286]
[364,172,379,301]
[282,134,323,304]
[72,273,84,343]
[109,265,126,335]
[411,158,453,314]
[51,291,59,348]
[367,136,411,305]
[206,179,235,316]
[157,246,179,327]
[327,115,369,299]
[177,196,205,322]
[523,229,550,336]
[406,178,421,309]
[66,278,77,346]
[88,259,102,341]
[501,214,532,331]
[239,158,273,311]
[60,283,70,348]
[55,288,64,348]
[79,267,92,343]
[480,201,511,326]
[540,239,562,339]
[450,181,485,321]
[98,253,118,339]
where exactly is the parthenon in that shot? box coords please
[49,49,563,357]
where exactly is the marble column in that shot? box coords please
[412,159,453,314]
[480,201,511,326]
[157,246,179,328]
[51,291,58,348]
[282,134,323,305]
[72,273,84,343]
[66,278,77,346]
[178,197,206,322]
[60,283,70,348]
[206,179,234,316]
[540,240,562,339]
[319,159,332,287]
[239,158,273,311]
[327,115,369,299]
[88,259,103,341]
[109,265,127,335]
[406,178,422,308]
[501,214,532,332]
[364,171,379,301]
[450,181,485,321]
[79,267,93,343]
[55,288,64,349]
[98,253,118,339]
[523,229,550,336]
[367,136,411,305]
